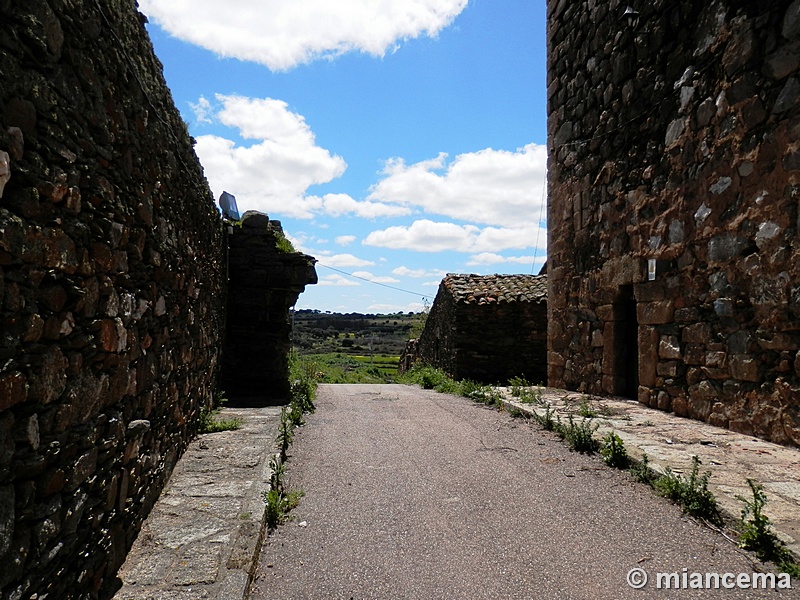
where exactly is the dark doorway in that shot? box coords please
[618,285,639,399]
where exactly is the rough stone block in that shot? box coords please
[657,361,679,377]
[729,354,761,381]
[0,372,27,411]
[684,345,705,365]
[638,385,653,406]
[682,323,711,344]
[658,335,681,359]
[595,303,622,322]
[637,300,674,325]
[672,395,689,417]
[707,234,751,261]
[638,326,659,387]
[708,402,729,428]
[657,391,672,411]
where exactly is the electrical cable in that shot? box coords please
[317,263,433,303]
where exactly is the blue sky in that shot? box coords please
[140,0,548,313]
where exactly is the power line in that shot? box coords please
[317,263,433,302]
[532,169,547,275]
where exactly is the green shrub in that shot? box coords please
[654,456,721,524]
[509,376,543,405]
[600,432,629,469]
[737,479,800,577]
[534,404,557,431]
[558,413,599,454]
[630,452,654,484]
[461,379,502,406]
[576,396,597,418]
[263,487,304,529]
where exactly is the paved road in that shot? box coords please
[251,385,793,599]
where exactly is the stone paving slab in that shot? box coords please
[114,407,282,600]
[498,387,800,560]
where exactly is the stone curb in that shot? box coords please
[496,387,800,562]
[114,407,282,600]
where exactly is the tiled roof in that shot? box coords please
[441,274,547,305]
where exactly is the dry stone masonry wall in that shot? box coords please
[547,0,800,446]
[222,212,317,403]
[0,1,225,597]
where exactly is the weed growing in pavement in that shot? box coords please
[276,407,294,462]
[269,454,286,491]
[289,351,318,414]
[629,452,654,484]
[508,376,530,397]
[557,413,599,454]
[507,407,530,420]
[461,379,503,407]
[198,391,243,434]
[263,452,305,530]
[509,376,543,405]
[533,404,557,431]
[399,365,507,407]
[736,479,800,577]
[576,396,597,418]
[263,486,304,530]
[654,456,722,525]
[600,432,629,469]
[261,355,318,531]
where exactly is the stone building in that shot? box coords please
[547,0,800,446]
[414,274,547,384]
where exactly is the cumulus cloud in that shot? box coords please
[351,271,401,284]
[139,0,468,71]
[313,193,412,219]
[363,220,547,254]
[189,97,214,124]
[193,95,346,218]
[315,253,375,268]
[318,274,360,287]
[367,144,547,228]
[392,266,446,278]
[335,235,357,246]
[466,253,538,266]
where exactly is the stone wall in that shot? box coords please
[0,1,225,597]
[222,212,317,404]
[417,275,548,384]
[547,0,800,445]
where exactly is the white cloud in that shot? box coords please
[314,193,412,219]
[392,266,446,278]
[316,253,375,268]
[193,95,346,218]
[189,97,214,124]
[351,271,401,284]
[363,219,547,253]
[335,235,357,246]
[139,0,468,71]
[318,274,360,287]
[367,144,547,228]
[466,253,538,266]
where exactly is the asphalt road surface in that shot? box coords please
[251,384,794,599]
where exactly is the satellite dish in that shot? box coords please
[219,191,240,221]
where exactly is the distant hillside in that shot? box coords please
[291,310,425,356]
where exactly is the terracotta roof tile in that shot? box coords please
[442,274,547,305]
